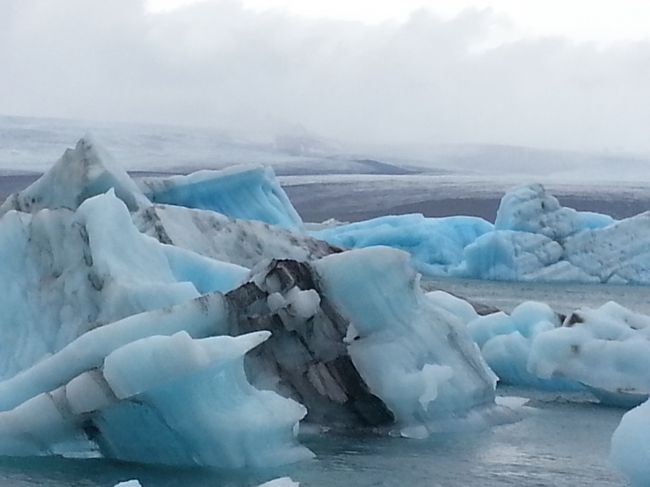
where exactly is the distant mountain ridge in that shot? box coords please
[2,114,650,181]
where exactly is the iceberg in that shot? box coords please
[227,247,504,437]
[494,183,614,239]
[138,165,304,230]
[0,190,247,380]
[313,183,650,284]
[0,136,516,467]
[529,301,650,405]
[0,330,310,467]
[0,136,148,215]
[450,293,650,401]
[313,248,502,437]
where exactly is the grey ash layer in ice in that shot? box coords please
[0,136,649,486]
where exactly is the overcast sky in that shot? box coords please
[2,0,650,154]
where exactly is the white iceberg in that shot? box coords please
[529,301,650,404]
[494,183,614,240]
[0,330,310,467]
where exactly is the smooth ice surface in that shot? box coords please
[313,247,500,437]
[611,398,650,486]
[139,166,304,230]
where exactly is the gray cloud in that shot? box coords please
[1,0,650,154]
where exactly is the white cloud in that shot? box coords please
[2,0,650,154]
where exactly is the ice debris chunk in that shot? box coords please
[113,482,141,487]
[611,398,650,486]
[0,136,148,215]
[226,247,504,437]
[138,165,304,230]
